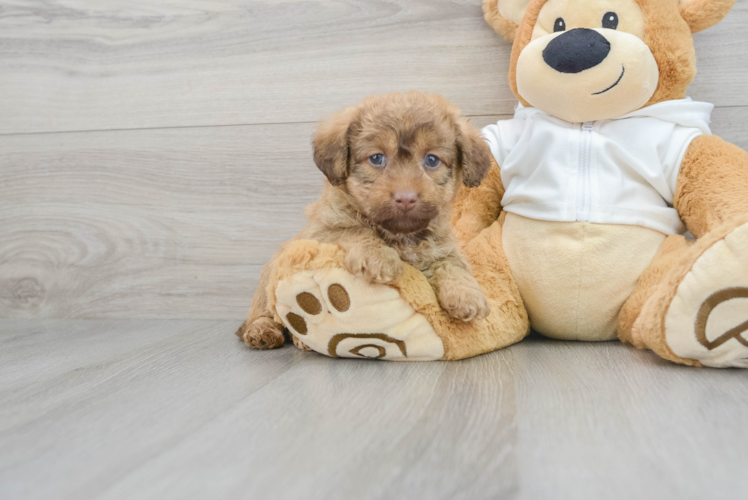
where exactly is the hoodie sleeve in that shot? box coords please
[482,118,526,166]
[654,100,713,196]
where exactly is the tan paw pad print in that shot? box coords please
[274,268,444,361]
[666,221,748,368]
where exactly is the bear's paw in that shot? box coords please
[274,267,445,361]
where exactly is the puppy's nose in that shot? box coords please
[392,191,419,212]
[543,28,610,74]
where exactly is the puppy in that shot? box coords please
[238,91,492,350]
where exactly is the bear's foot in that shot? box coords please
[635,216,748,367]
[274,267,445,361]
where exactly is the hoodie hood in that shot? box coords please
[514,97,713,134]
[620,97,713,133]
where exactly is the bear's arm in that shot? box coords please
[452,156,505,245]
[674,134,748,239]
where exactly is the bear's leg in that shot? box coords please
[618,235,693,350]
[618,215,748,367]
[618,136,748,367]
[265,220,529,361]
[440,219,530,359]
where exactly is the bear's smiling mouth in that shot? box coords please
[592,65,626,95]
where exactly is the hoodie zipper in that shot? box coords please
[576,121,595,221]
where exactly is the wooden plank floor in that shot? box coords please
[1,1,747,320]
[1,319,747,500]
[2,1,748,498]
[0,1,746,135]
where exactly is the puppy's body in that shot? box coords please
[239,92,493,350]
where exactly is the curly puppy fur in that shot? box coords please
[237,91,494,349]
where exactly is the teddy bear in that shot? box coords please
[244,0,748,367]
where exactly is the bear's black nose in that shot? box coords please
[543,28,611,73]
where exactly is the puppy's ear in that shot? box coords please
[679,0,736,33]
[312,107,358,186]
[457,119,492,188]
[483,0,532,42]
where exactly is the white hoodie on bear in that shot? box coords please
[482,98,713,235]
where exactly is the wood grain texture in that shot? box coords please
[2,3,747,498]
[0,0,746,134]
[510,338,748,499]
[0,0,747,321]
[1,320,746,500]
[1,108,746,319]
[0,319,518,500]
[0,121,321,319]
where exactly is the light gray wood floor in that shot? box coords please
[2,1,748,499]
[2,319,747,500]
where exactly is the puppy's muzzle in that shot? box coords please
[543,28,611,74]
[373,198,438,234]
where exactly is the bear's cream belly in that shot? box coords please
[502,213,667,341]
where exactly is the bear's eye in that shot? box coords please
[602,12,619,29]
[423,154,441,169]
[554,18,566,32]
[368,154,386,168]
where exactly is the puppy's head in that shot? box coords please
[312,91,491,235]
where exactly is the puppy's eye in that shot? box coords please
[602,12,618,30]
[423,154,441,169]
[368,154,386,168]
[554,18,566,32]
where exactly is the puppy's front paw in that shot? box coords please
[241,317,286,349]
[345,245,403,284]
[438,284,490,322]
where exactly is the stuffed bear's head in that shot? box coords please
[484,0,736,122]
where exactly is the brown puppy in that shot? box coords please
[238,91,493,350]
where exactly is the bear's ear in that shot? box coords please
[483,0,533,42]
[679,0,736,33]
